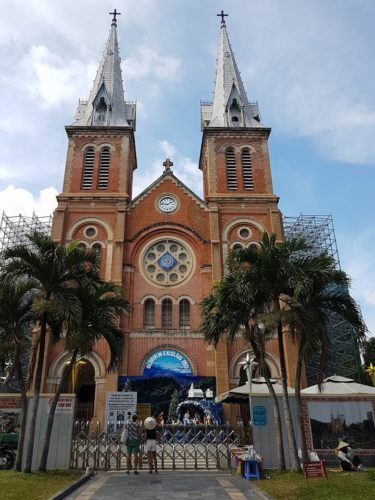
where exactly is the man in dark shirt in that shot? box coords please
[125,414,141,474]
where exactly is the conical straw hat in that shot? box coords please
[337,441,350,450]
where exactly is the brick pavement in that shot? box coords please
[69,470,271,499]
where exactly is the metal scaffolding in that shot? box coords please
[0,212,52,253]
[283,214,362,384]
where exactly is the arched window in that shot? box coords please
[241,148,254,190]
[98,147,110,189]
[77,242,88,250]
[82,147,95,189]
[144,299,155,328]
[226,148,237,190]
[92,243,102,268]
[161,299,173,329]
[179,299,190,328]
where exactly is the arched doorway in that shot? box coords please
[60,359,96,420]
[74,360,95,420]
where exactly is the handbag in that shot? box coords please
[120,427,129,444]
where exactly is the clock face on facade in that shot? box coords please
[158,195,177,213]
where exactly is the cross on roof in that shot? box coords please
[109,9,121,24]
[163,158,174,171]
[217,10,228,26]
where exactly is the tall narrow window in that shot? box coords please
[82,147,95,189]
[92,243,102,269]
[98,147,110,189]
[179,299,190,328]
[144,299,155,328]
[226,148,237,190]
[241,148,254,190]
[161,299,173,329]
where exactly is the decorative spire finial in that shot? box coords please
[217,10,228,27]
[163,158,174,172]
[109,8,121,25]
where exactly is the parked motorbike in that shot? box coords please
[0,443,15,469]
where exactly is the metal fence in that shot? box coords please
[71,422,241,471]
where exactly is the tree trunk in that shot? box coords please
[295,350,308,463]
[246,325,286,470]
[14,344,27,471]
[38,349,78,472]
[277,318,300,471]
[23,313,48,473]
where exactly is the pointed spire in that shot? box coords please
[72,14,136,128]
[201,15,262,129]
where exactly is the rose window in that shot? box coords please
[142,239,194,286]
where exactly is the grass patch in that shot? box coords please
[257,469,375,500]
[0,470,82,500]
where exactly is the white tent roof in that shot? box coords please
[302,375,375,396]
[216,377,295,403]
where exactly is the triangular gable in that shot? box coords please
[128,170,207,212]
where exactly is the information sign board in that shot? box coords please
[303,461,327,479]
[105,391,137,433]
[252,405,267,426]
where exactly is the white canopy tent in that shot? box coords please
[216,377,295,404]
[301,375,375,396]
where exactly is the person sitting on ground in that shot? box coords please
[337,441,365,471]
[126,413,141,475]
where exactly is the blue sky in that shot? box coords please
[0,0,374,334]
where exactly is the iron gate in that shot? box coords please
[71,422,241,470]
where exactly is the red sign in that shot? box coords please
[303,461,327,479]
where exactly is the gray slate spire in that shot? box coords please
[201,18,262,129]
[72,19,136,128]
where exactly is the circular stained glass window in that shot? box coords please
[142,239,194,286]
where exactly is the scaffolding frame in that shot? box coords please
[283,214,362,384]
[0,212,52,253]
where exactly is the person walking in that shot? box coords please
[125,413,141,474]
[144,417,159,474]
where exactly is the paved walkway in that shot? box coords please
[69,470,271,499]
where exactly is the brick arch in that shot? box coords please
[138,344,198,376]
[66,217,113,241]
[222,217,268,242]
[229,347,281,385]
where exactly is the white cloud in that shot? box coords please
[124,46,181,82]
[0,185,58,216]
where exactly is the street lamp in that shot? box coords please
[243,353,258,428]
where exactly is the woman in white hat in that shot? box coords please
[144,417,160,474]
[337,441,365,471]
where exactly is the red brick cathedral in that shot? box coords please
[45,14,298,424]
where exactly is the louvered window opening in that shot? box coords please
[242,148,254,190]
[161,299,173,329]
[226,148,237,190]
[82,148,95,189]
[144,299,155,328]
[179,299,190,328]
[98,148,110,189]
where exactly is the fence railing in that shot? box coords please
[70,422,242,471]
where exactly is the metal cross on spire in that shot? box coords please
[109,8,121,24]
[217,10,228,26]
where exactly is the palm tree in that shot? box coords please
[287,264,367,462]
[234,233,314,470]
[1,232,98,473]
[38,281,131,472]
[0,279,36,470]
[201,267,286,470]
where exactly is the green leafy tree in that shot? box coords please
[167,389,180,423]
[1,232,98,473]
[0,279,36,470]
[201,266,286,470]
[38,281,131,472]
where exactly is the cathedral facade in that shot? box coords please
[44,14,298,424]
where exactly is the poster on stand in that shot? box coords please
[105,391,137,433]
